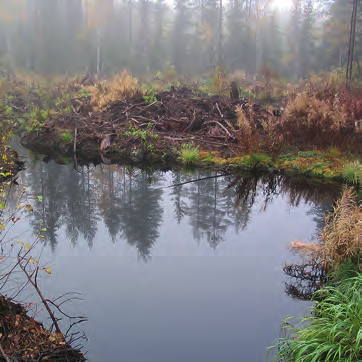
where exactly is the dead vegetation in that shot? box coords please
[290,187,361,270]
[281,84,362,150]
[0,296,85,362]
[86,70,143,111]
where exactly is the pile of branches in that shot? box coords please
[0,296,85,362]
[43,86,278,152]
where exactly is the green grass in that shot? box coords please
[325,147,342,159]
[269,265,361,362]
[245,153,272,167]
[340,161,361,187]
[180,144,200,165]
[61,132,73,142]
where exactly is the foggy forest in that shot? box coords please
[0,0,359,79]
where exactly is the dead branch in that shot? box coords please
[165,173,231,188]
[215,102,223,117]
[73,127,77,154]
[184,110,196,132]
[18,263,63,336]
[203,120,231,137]
[0,343,10,362]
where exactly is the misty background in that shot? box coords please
[0,0,360,79]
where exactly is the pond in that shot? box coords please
[4,149,340,361]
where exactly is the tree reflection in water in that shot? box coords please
[8,162,340,263]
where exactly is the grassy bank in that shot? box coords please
[269,187,361,361]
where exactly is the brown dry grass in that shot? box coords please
[86,70,143,111]
[290,187,361,271]
[281,76,362,151]
[261,117,284,156]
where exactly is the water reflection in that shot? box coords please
[8,162,340,260]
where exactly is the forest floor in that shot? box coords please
[20,84,361,183]
[0,296,85,361]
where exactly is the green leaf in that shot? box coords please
[41,228,47,231]
[37,196,44,201]
[0,201,5,210]
[25,204,34,211]
[44,268,52,274]
[0,225,5,230]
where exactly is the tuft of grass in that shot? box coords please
[340,160,361,188]
[246,153,271,167]
[86,70,143,111]
[180,144,200,165]
[269,270,361,362]
[325,147,342,159]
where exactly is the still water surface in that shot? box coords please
[6,156,340,362]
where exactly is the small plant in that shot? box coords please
[202,153,214,164]
[61,133,72,142]
[26,108,52,133]
[180,143,200,165]
[324,147,341,159]
[340,160,361,188]
[208,65,229,96]
[143,88,157,104]
[246,153,271,167]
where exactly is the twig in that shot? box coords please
[139,100,157,112]
[100,116,122,128]
[215,102,223,117]
[0,343,10,362]
[184,110,196,132]
[196,138,226,146]
[204,120,231,137]
[19,264,63,336]
[71,105,79,115]
[163,136,195,141]
[132,115,155,122]
[73,127,77,154]
[161,101,172,115]
[164,173,231,188]
[121,101,144,114]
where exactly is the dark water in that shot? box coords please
[5,153,340,361]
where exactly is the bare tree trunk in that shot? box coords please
[346,0,358,88]
[129,0,133,44]
[96,28,101,75]
[218,0,223,66]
